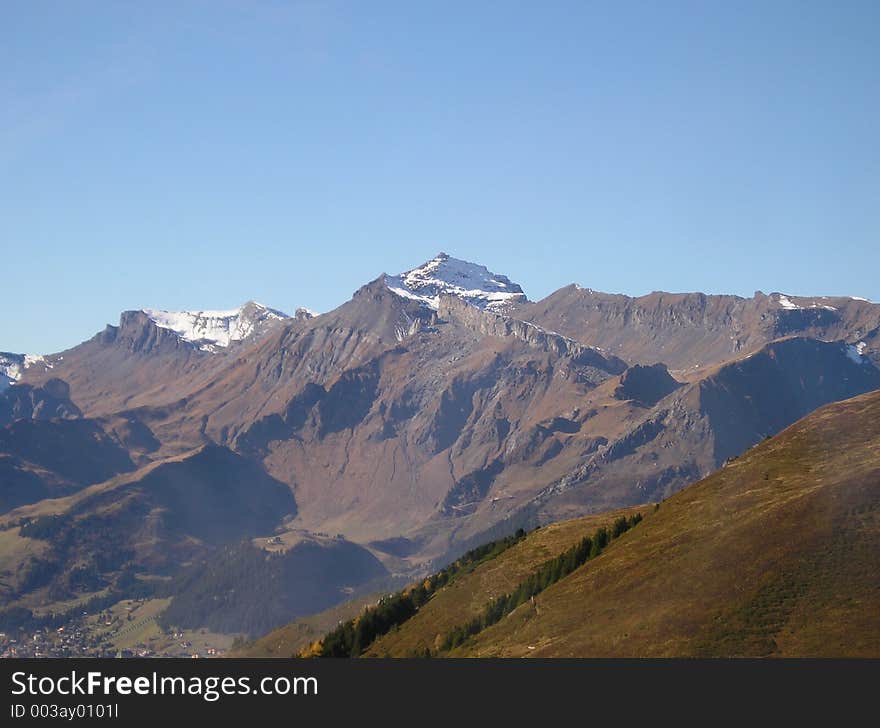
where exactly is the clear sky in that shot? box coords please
[2,1,878,354]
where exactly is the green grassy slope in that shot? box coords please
[362,507,646,657]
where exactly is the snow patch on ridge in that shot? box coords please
[775,293,876,310]
[142,302,290,351]
[775,294,802,310]
[385,252,528,312]
[774,294,837,312]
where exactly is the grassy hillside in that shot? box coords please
[230,590,393,658]
[362,507,645,657]
[446,389,880,657]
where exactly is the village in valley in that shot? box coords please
[0,598,235,658]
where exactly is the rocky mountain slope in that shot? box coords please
[511,286,879,371]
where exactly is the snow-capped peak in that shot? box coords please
[384,252,528,312]
[142,301,291,351]
[0,352,46,391]
[295,307,319,320]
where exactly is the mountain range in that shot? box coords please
[1,252,879,640]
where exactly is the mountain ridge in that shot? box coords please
[2,252,880,639]
[141,301,297,352]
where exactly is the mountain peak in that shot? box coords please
[0,352,46,391]
[141,301,291,351]
[384,253,528,312]
[294,307,318,321]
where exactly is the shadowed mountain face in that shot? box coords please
[0,446,297,606]
[697,338,880,464]
[0,418,134,486]
[614,363,682,406]
[103,445,297,547]
[1,254,879,636]
[24,446,290,538]
[0,458,71,515]
[0,379,80,426]
[161,537,387,637]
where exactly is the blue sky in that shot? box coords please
[2,1,878,353]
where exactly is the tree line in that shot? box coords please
[441,513,643,651]
[303,528,530,657]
